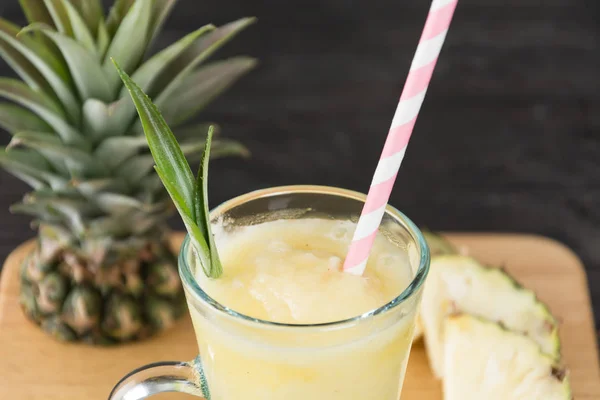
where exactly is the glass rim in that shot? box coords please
[178,185,430,329]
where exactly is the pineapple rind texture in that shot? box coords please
[0,0,256,344]
[421,254,560,378]
[443,314,571,400]
[423,231,457,257]
[20,235,186,344]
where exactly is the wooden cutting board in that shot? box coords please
[0,233,598,399]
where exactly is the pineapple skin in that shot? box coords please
[423,231,457,257]
[20,233,186,344]
[421,255,560,378]
[0,1,256,344]
[413,231,457,341]
[443,314,571,400]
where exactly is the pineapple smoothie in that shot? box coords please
[187,217,419,400]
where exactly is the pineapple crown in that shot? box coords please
[0,0,256,259]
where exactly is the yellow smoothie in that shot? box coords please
[187,218,419,400]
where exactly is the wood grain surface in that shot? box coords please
[0,232,598,399]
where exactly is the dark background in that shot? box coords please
[0,0,598,336]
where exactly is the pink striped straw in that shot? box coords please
[343,0,459,275]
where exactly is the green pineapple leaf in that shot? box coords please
[19,0,55,27]
[113,60,195,218]
[81,98,123,141]
[151,17,256,114]
[209,139,250,159]
[147,0,177,48]
[121,25,215,99]
[160,56,257,126]
[114,59,222,279]
[138,174,164,196]
[17,0,62,61]
[116,154,155,183]
[95,17,110,57]
[194,127,222,277]
[182,138,250,163]
[94,136,148,170]
[71,178,127,198]
[0,20,80,123]
[105,0,135,37]
[15,23,72,81]
[193,129,212,241]
[9,131,103,177]
[68,0,103,35]
[95,193,144,215]
[114,25,216,133]
[1,145,51,170]
[0,146,66,190]
[43,0,74,37]
[61,0,96,53]
[0,75,62,116]
[10,201,61,222]
[174,123,221,141]
[0,19,50,93]
[23,24,113,102]
[0,77,84,147]
[103,0,153,92]
[87,214,140,237]
[0,103,51,134]
[155,165,213,277]
[139,137,249,199]
[15,193,90,234]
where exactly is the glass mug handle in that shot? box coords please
[108,356,211,399]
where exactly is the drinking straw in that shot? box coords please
[343,0,459,275]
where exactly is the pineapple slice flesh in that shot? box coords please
[413,232,457,341]
[443,314,571,400]
[423,231,457,257]
[421,255,559,378]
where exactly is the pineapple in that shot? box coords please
[443,314,571,400]
[423,231,457,257]
[421,255,559,378]
[413,231,456,341]
[0,0,257,344]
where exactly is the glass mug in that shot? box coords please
[109,185,430,400]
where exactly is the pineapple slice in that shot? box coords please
[413,232,457,341]
[423,231,457,257]
[443,314,571,400]
[421,255,559,378]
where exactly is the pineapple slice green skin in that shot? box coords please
[422,255,560,378]
[423,230,457,257]
[1,0,257,344]
[413,231,456,341]
[443,314,571,400]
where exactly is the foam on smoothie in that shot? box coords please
[195,218,413,324]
